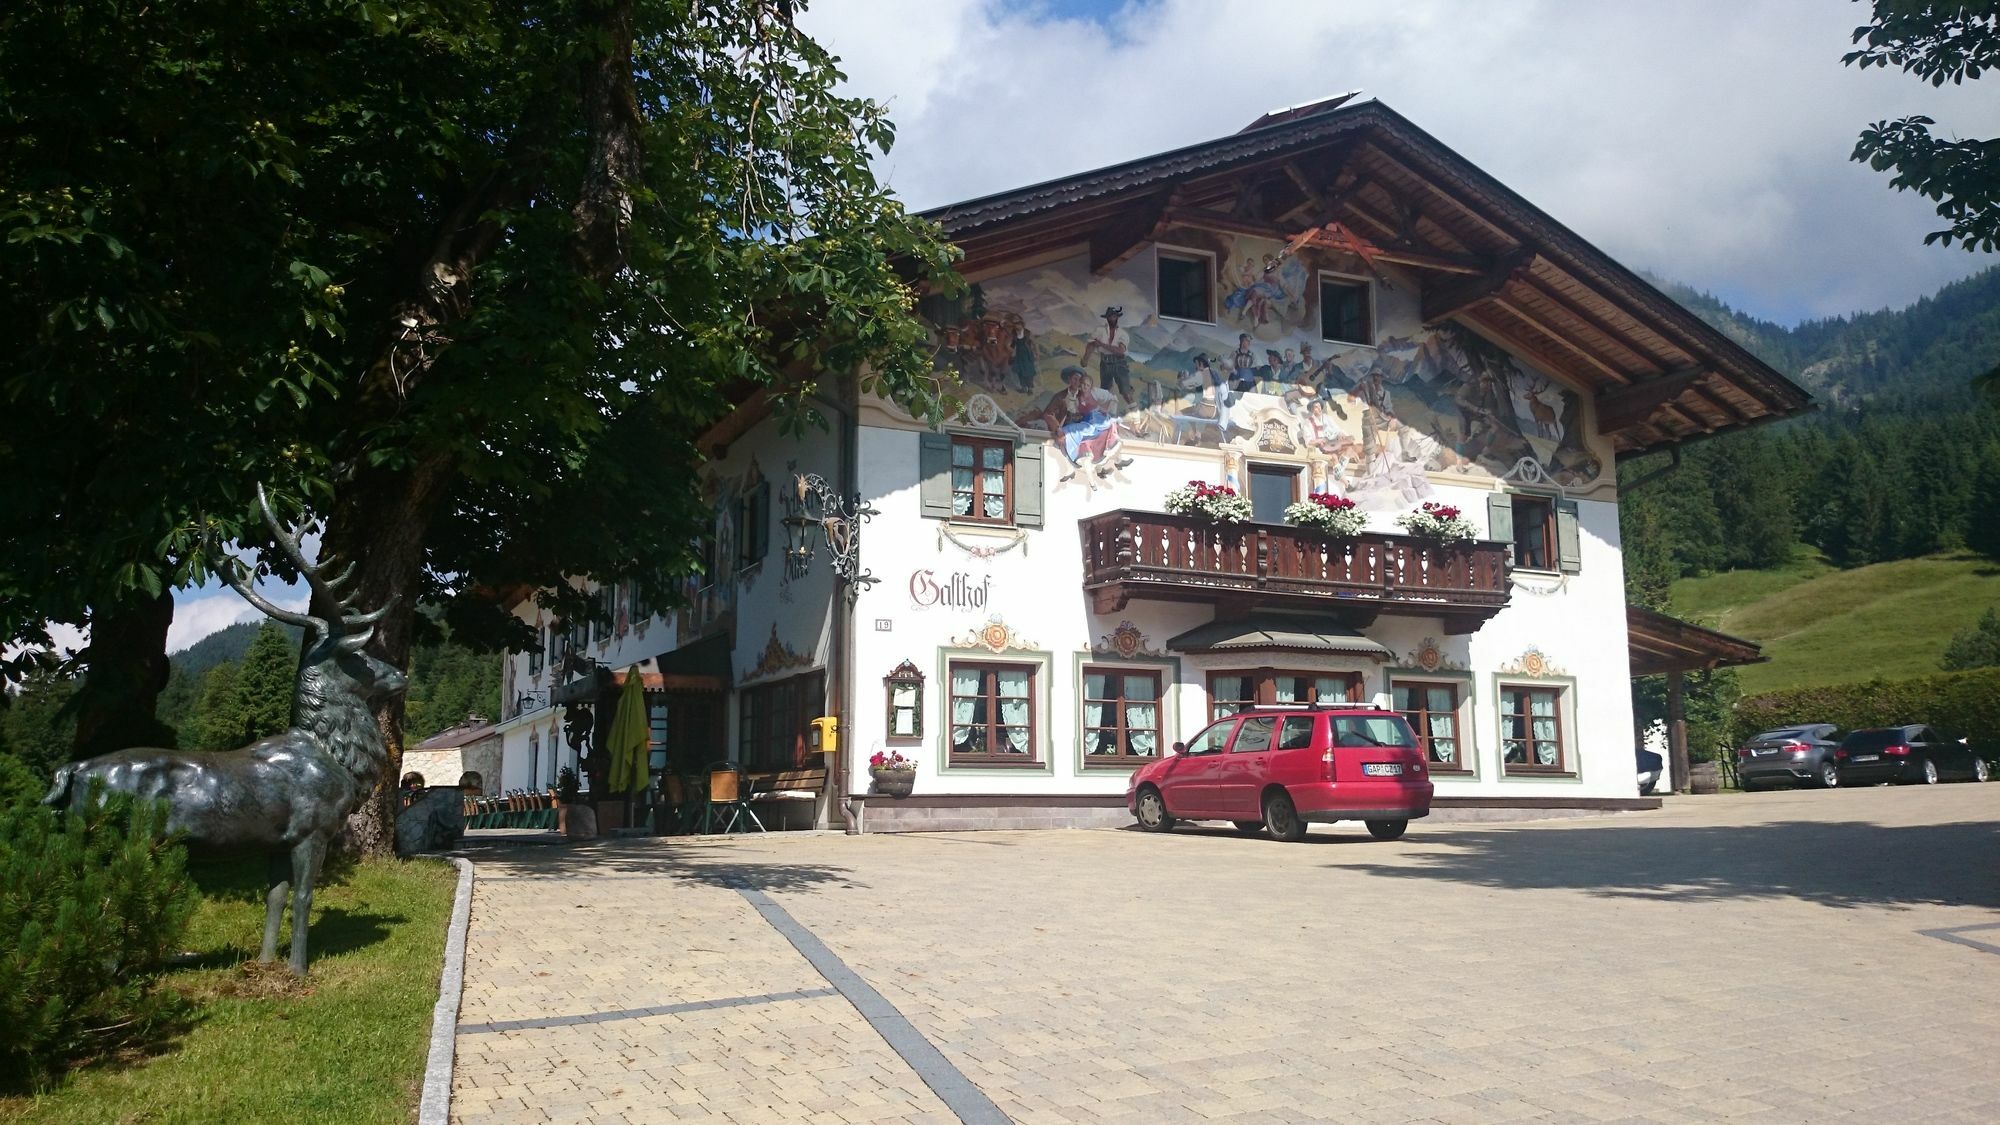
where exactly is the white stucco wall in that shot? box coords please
[843,240,1636,803]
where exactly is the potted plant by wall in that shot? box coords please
[869,750,917,798]
[1164,480,1254,524]
[555,766,581,836]
[1395,501,1476,541]
[1283,492,1367,538]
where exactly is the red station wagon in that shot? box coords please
[1127,706,1434,841]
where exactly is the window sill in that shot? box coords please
[1502,766,1577,778]
[1320,337,1378,351]
[1157,312,1217,328]
[1081,756,1156,770]
[947,756,1045,769]
[942,518,1020,532]
[1426,766,1476,776]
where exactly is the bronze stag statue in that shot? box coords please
[43,489,406,975]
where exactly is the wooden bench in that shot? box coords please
[745,768,828,829]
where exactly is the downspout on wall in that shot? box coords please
[827,379,861,833]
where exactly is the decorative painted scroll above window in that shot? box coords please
[884,660,925,741]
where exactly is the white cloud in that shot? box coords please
[167,584,309,654]
[804,0,2000,322]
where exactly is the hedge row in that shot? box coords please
[1735,666,2000,756]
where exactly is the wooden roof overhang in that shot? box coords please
[1627,605,1766,677]
[922,99,1812,458]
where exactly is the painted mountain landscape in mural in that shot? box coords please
[923,231,1606,510]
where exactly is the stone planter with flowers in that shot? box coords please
[869,750,916,797]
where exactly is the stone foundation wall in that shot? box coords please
[853,794,1660,833]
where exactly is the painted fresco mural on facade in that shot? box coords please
[923,231,1605,508]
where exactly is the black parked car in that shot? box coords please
[1736,723,1842,790]
[1835,725,1991,786]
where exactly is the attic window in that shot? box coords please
[1320,274,1374,346]
[1157,248,1213,323]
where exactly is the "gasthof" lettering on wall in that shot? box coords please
[908,569,992,610]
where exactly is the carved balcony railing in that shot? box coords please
[1079,509,1513,634]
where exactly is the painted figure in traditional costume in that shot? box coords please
[1045,366,1129,479]
[1081,306,1134,402]
[1009,321,1038,393]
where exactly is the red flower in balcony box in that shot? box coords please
[1284,492,1367,536]
[1396,501,1476,541]
[1165,481,1253,523]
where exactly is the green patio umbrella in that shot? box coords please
[603,666,652,796]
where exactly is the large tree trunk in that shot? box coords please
[320,456,456,855]
[71,587,177,759]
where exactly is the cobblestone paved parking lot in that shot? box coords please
[452,785,2000,1124]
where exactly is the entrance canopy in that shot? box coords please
[1626,606,1766,676]
[1168,615,1393,660]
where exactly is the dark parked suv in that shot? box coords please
[1736,723,1842,790]
[1836,725,1991,786]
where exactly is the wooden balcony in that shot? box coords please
[1079,509,1514,634]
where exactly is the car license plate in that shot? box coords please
[1854,754,1878,762]
[1363,763,1403,777]
[1753,748,1775,756]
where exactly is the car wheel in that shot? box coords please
[1134,787,1174,832]
[1740,778,1762,792]
[1814,760,1839,789]
[1919,758,1939,785]
[1975,759,1991,784]
[1638,778,1657,796]
[1262,791,1307,842]
[1366,819,1408,841]
[1232,820,1265,835]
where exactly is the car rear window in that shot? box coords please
[1751,728,1803,741]
[1329,716,1418,748]
[1840,730,1902,751]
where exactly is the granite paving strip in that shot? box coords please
[455,784,2000,1123]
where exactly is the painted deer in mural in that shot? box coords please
[1518,372,1562,439]
[43,487,405,975]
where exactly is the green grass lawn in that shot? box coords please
[1672,551,2000,695]
[1667,544,1836,628]
[1,855,456,1125]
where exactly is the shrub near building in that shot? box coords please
[1736,667,2000,764]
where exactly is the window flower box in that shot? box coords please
[1283,493,1367,538]
[1164,480,1253,524]
[1395,501,1477,541]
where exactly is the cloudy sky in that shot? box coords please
[803,0,1999,325]
[132,1,2000,655]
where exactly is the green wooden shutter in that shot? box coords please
[1014,440,1044,528]
[919,432,954,520]
[1556,498,1582,574]
[1486,492,1514,553]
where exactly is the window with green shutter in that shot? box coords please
[918,431,1043,528]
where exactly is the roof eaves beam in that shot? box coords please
[1421,250,1535,324]
[1594,366,1711,435]
[1090,188,1179,275]
[1491,296,1637,386]
[1515,275,1670,376]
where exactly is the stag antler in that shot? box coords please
[220,485,395,647]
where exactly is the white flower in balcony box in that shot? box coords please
[1394,501,1477,541]
[1282,492,1368,538]
[1163,480,1254,524]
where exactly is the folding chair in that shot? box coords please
[706,766,764,834]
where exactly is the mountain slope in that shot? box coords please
[1652,265,2000,404]
[1671,552,2000,695]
